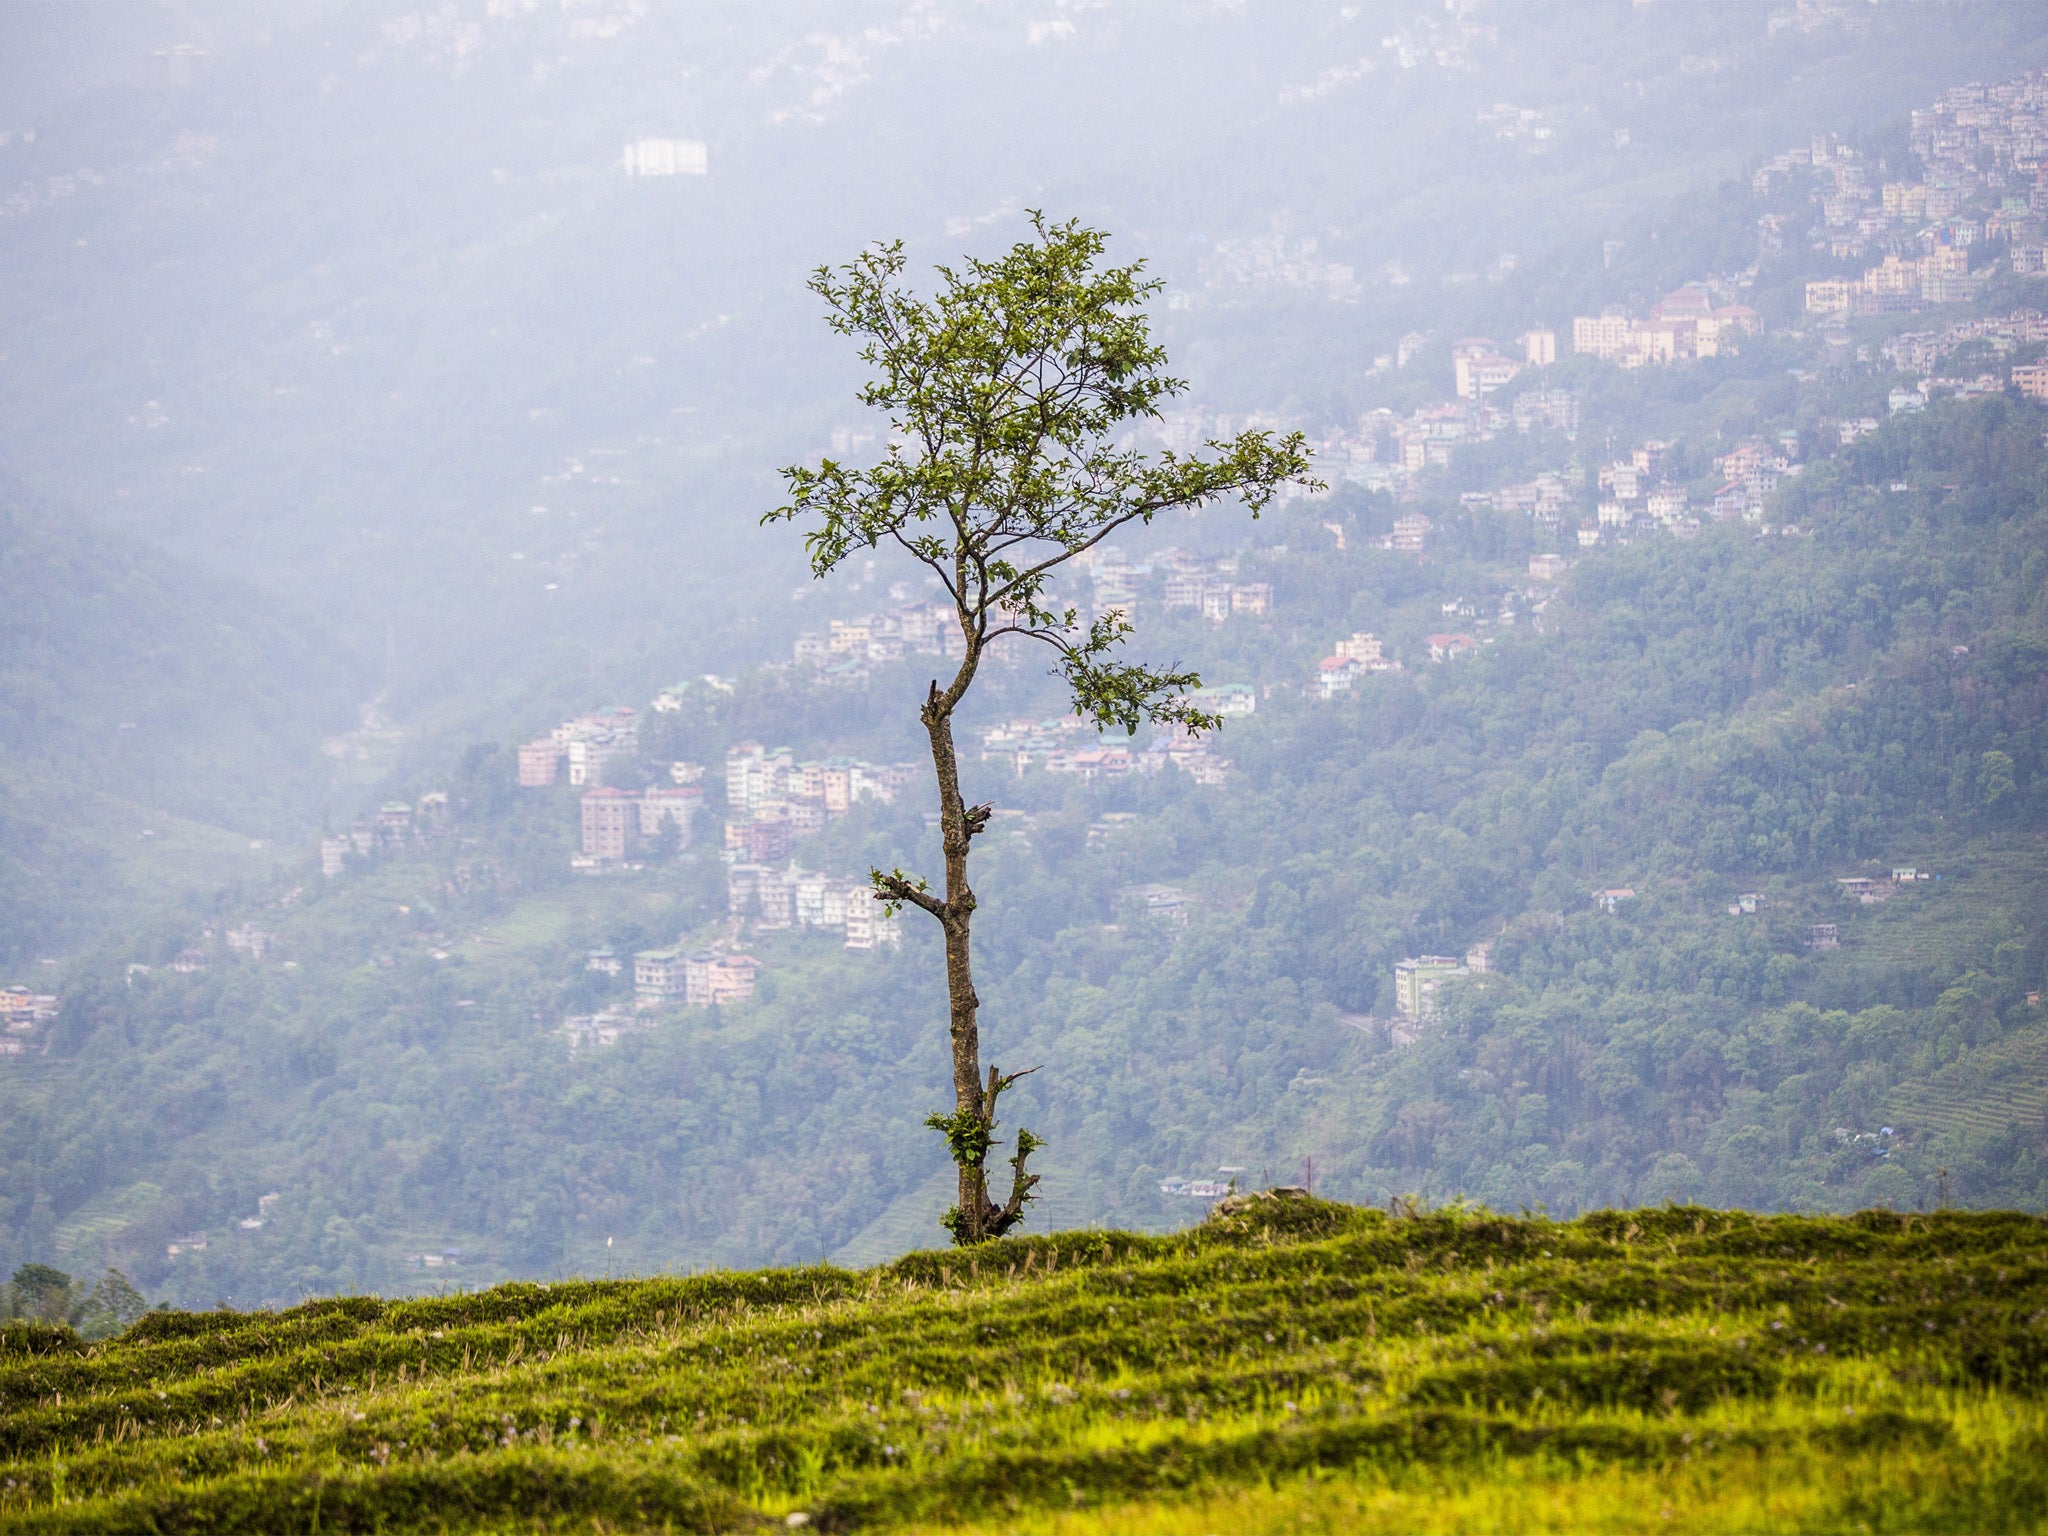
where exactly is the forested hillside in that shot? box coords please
[4,393,2042,1308]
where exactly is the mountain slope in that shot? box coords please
[0,496,360,962]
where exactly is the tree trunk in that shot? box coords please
[914,644,1039,1245]
[922,686,989,1235]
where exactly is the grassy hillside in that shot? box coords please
[3,1198,2046,1533]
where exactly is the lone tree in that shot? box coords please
[769,215,1315,1245]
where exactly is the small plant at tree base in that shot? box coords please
[769,214,1316,1245]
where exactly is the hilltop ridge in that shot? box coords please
[3,1198,2046,1533]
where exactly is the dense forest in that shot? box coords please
[4,392,2042,1309]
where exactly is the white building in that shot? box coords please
[622,138,707,177]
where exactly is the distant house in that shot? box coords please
[1426,633,1478,662]
[562,1008,651,1054]
[1392,513,1432,553]
[1394,956,1467,1020]
[1201,683,1257,717]
[1528,553,1570,581]
[1121,884,1190,926]
[1316,655,1365,699]
[1592,888,1636,912]
[1806,923,1841,949]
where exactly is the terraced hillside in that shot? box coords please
[3,1198,2047,1534]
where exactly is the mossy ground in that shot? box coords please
[2,1200,2045,1533]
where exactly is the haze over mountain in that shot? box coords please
[3,2,2047,1309]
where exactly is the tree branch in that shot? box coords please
[870,868,945,920]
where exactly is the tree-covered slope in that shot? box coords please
[5,396,2046,1303]
[3,1199,2047,1533]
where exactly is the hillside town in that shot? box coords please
[276,58,2048,1061]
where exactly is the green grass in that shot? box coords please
[3,1199,2046,1533]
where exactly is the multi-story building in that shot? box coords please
[1452,340,1522,401]
[633,948,690,1000]
[1392,513,1431,553]
[552,708,639,787]
[1230,583,1272,615]
[580,787,639,860]
[685,952,757,1007]
[621,138,707,177]
[637,786,703,841]
[1512,389,1580,435]
[1572,308,1632,359]
[517,739,563,787]
[842,900,903,951]
[1805,279,1853,315]
[1394,956,1468,1020]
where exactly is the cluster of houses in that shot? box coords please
[1710,438,1799,521]
[1314,633,1401,698]
[1197,226,1359,302]
[1308,378,1578,501]
[1884,308,2048,369]
[722,742,921,862]
[791,599,967,680]
[976,714,1237,784]
[1571,287,1763,367]
[724,863,902,947]
[0,986,57,1056]
[1567,434,1802,547]
[1082,545,1273,624]
[1462,469,1573,519]
[783,545,1276,681]
[1805,247,1978,316]
[319,793,448,878]
[1869,310,2048,404]
[517,707,640,788]
[561,948,764,1050]
[1838,866,1934,904]
[1787,71,2048,294]
[1577,442,1695,543]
